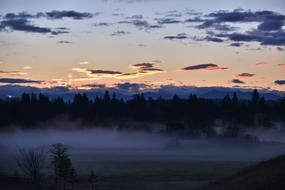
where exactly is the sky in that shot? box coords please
[0,0,284,92]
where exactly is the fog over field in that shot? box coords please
[1,123,285,164]
[1,123,285,189]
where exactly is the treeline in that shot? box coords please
[0,90,284,132]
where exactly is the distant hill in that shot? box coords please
[204,155,285,190]
[0,84,283,101]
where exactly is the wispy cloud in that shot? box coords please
[23,66,32,70]
[79,62,89,65]
[57,40,72,44]
[164,33,188,40]
[255,61,269,66]
[0,70,27,76]
[111,30,130,36]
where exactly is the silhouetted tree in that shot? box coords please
[50,144,73,189]
[16,147,46,187]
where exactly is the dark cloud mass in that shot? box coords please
[132,63,154,69]
[0,78,42,84]
[0,10,94,35]
[88,70,122,75]
[182,64,228,71]
[164,33,188,40]
[237,73,255,77]
[231,79,245,84]
[258,20,284,31]
[45,10,93,20]
[189,9,285,46]
[274,80,285,85]
[0,18,68,35]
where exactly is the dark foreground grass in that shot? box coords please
[203,155,285,190]
[0,159,249,190]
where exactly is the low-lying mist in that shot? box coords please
[1,122,285,163]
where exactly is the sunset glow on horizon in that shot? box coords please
[0,0,284,91]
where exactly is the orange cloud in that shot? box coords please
[255,61,269,66]
[278,64,285,69]
[0,70,27,76]
[151,59,165,64]
[79,61,89,65]
[116,68,164,79]
[23,66,33,70]
[72,61,165,80]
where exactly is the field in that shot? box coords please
[1,130,285,189]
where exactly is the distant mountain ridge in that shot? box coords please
[0,84,283,101]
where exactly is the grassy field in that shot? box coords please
[75,159,250,190]
[0,153,250,190]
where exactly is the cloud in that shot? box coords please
[23,66,32,70]
[44,10,94,20]
[111,30,130,36]
[116,82,149,90]
[255,61,269,66]
[274,80,285,85]
[116,68,164,79]
[278,64,285,69]
[204,9,285,25]
[89,70,122,75]
[164,33,188,40]
[57,40,72,44]
[0,18,69,35]
[231,79,245,84]
[237,73,255,77]
[81,83,106,89]
[181,63,228,71]
[4,12,36,20]
[118,17,162,31]
[73,60,164,80]
[131,63,154,69]
[0,78,41,84]
[0,10,95,35]
[189,9,285,46]
[0,70,27,76]
[215,30,285,46]
[79,62,89,65]
[230,42,243,47]
[93,22,112,27]
[72,67,122,78]
[155,18,181,25]
[117,61,164,79]
[151,59,164,64]
[258,20,284,31]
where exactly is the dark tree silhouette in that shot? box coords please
[0,89,284,135]
[16,147,46,186]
